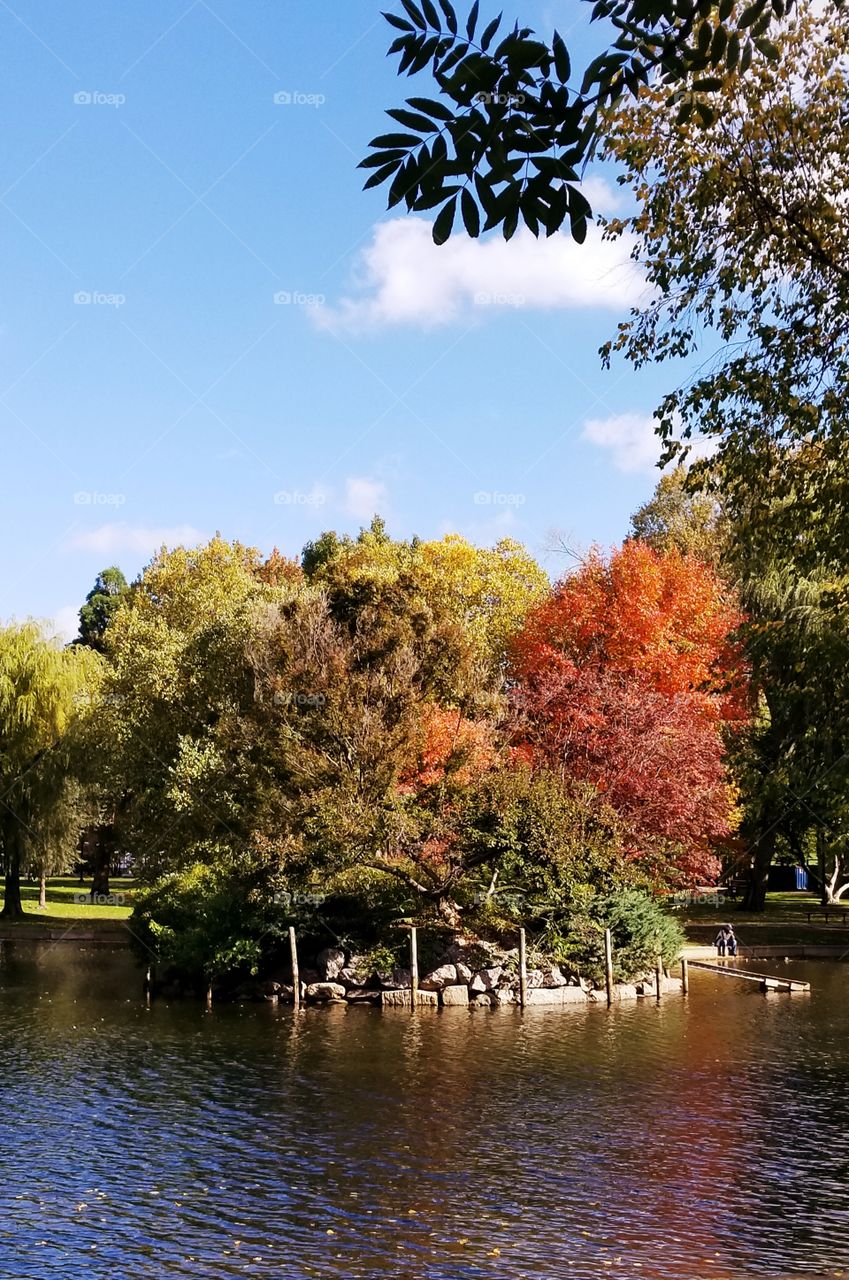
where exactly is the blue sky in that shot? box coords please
[0,0,684,637]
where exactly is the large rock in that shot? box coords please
[526,968,545,988]
[469,993,493,1008]
[525,986,589,1006]
[338,968,367,989]
[455,962,473,984]
[392,967,412,989]
[421,964,457,991]
[381,988,438,1008]
[612,983,639,1001]
[470,966,503,993]
[492,985,517,1006]
[316,948,346,982]
[305,982,347,1002]
[345,989,381,1005]
[542,966,569,988]
[440,985,469,1006]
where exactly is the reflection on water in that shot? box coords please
[0,942,846,1279]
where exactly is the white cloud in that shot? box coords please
[344,476,387,522]
[579,173,625,217]
[582,411,717,474]
[582,412,662,475]
[51,605,80,643]
[315,207,645,331]
[69,523,205,556]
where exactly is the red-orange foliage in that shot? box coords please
[401,704,496,792]
[509,542,745,884]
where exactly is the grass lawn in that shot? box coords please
[674,890,849,947]
[0,876,135,926]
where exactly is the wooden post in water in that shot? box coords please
[518,927,527,1010]
[681,956,689,995]
[655,953,663,1001]
[206,982,213,1011]
[144,963,153,1007]
[604,928,614,1007]
[410,925,418,1008]
[289,925,300,1010]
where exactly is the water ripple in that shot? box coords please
[0,945,846,1279]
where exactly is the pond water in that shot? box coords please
[0,943,846,1280]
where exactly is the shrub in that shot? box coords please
[552,889,684,984]
[130,863,282,985]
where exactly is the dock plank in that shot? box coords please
[687,960,810,991]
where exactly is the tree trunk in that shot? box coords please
[436,896,463,929]
[817,828,829,906]
[741,827,776,912]
[87,824,113,900]
[1,819,25,920]
[823,850,843,905]
[38,874,46,910]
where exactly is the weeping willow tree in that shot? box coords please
[0,622,102,919]
[27,776,91,910]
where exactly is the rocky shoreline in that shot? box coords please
[227,937,685,1008]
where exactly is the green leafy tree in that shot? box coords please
[99,537,296,880]
[303,520,547,692]
[560,888,684,984]
[0,622,101,918]
[246,571,493,925]
[733,566,849,909]
[76,566,129,652]
[629,466,727,570]
[130,862,285,993]
[27,778,91,910]
[601,3,849,559]
[455,767,632,924]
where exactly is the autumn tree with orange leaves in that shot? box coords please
[510,542,746,885]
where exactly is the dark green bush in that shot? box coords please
[550,889,684,984]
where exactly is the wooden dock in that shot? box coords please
[687,960,811,992]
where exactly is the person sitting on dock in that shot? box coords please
[715,924,739,957]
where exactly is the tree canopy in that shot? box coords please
[510,541,744,883]
[65,525,746,980]
[76,566,129,652]
[0,622,101,917]
[360,0,835,241]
